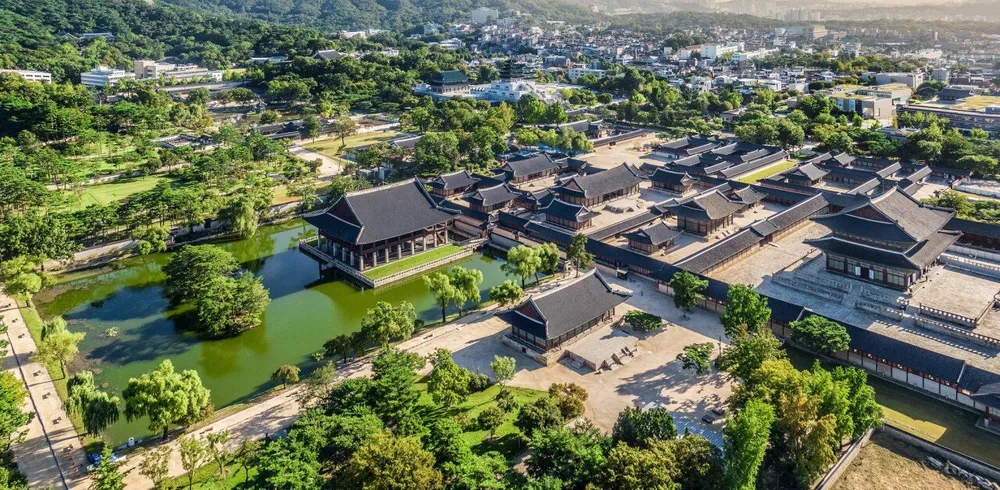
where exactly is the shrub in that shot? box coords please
[467,373,492,393]
[625,311,663,332]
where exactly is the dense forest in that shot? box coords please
[154,0,595,31]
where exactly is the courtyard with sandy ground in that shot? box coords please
[403,271,733,434]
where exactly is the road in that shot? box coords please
[2,296,88,490]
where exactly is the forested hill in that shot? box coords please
[0,0,338,81]
[152,0,596,31]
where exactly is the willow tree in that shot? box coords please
[65,371,121,435]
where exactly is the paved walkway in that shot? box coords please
[288,144,344,180]
[2,297,88,490]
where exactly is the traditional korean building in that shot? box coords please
[553,164,644,207]
[623,222,680,254]
[542,199,599,230]
[466,183,521,213]
[304,179,454,272]
[783,163,829,187]
[649,168,696,194]
[652,136,721,161]
[805,189,961,290]
[429,70,469,94]
[496,154,567,183]
[426,170,480,197]
[501,269,631,352]
[657,190,743,236]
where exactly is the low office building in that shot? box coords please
[553,164,644,207]
[806,189,960,290]
[501,269,631,352]
[80,66,135,88]
[304,179,455,272]
[134,60,223,83]
[0,69,52,83]
[830,93,894,119]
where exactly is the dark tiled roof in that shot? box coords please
[542,199,598,222]
[500,154,564,178]
[906,231,962,269]
[728,185,767,205]
[431,70,468,84]
[659,190,743,220]
[814,188,953,243]
[786,163,829,182]
[946,217,1000,238]
[467,184,520,207]
[555,164,643,199]
[650,168,695,186]
[676,229,763,273]
[842,321,966,383]
[639,162,665,175]
[588,211,660,241]
[623,221,680,246]
[805,230,960,271]
[304,179,453,245]
[500,270,631,341]
[427,170,479,190]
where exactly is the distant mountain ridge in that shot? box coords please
[153,0,596,30]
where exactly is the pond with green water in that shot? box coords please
[35,219,512,445]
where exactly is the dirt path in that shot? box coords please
[2,296,88,490]
[288,144,344,180]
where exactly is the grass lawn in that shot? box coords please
[57,176,178,212]
[832,431,972,490]
[303,131,400,157]
[362,244,465,281]
[786,346,1000,467]
[735,159,798,184]
[413,381,547,458]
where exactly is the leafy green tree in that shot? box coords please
[832,367,883,439]
[603,442,678,490]
[779,391,839,486]
[548,383,588,420]
[0,255,53,304]
[334,116,358,146]
[0,371,31,451]
[611,406,676,448]
[132,225,169,255]
[162,245,239,304]
[502,246,542,288]
[490,355,516,390]
[450,266,484,313]
[424,272,461,323]
[956,155,998,175]
[670,435,724,490]
[790,316,850,355]
[415,132,460,176]
[566,234,593,277]
[669,271,708,316]
[223,196,259,239]
[720,284,772,339]
[232,438,262,484]
[205,430,231,479]
[360,302,417,347]
[123,359,212,440]
[624,311,662,332]
[34,317,85,377]
[179,435,209,489]
[478,406,505,441]
[723,399,775,490]
[300,114,321,142]
[488,280,522,306]
[253,437,322,489]
[528,422,608,489]
[537,243,560,280]
[90,446,125,490]
[341,432,444,490]
[138,445,172,489]
[718,332,786,381]
[272,364,301,388]
[65,371,120,435]
[369,349,424,426]
[677,342,715,376]
[427,348,471,408]
[195,273,270,337]
[515,398,564,436]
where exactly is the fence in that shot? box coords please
[942,254,1000,281]
[918,303,979,329]
[914,315,1000,349]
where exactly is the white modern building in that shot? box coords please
[469,7,499,24]
[80,66,135,88]
[700,43,743,60]
[0,69,52,83]
[868,72,925,89]
[567,64,606,82]
[134,60,223,83]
